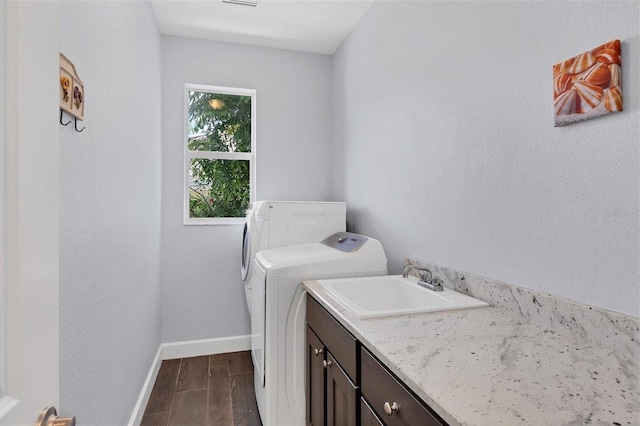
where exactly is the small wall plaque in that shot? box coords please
[59,53,84,120]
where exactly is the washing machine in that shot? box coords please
[241,201,346,314]
[252,232,387,426]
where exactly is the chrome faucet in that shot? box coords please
[402,264,444,291]
[403,264,431,279]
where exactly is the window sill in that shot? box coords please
[184,217,245,226]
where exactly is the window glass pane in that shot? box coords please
[187,91,252,153]
[189,159,250,218]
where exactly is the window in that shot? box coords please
[184,85,256,225]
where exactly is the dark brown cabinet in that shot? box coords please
[307,296,358,426]
[306,294,447,426]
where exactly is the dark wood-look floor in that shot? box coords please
[141,351,262,426]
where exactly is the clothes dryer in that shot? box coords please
[241,201,346,314]
[252,232,387,426]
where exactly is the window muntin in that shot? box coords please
[184,85,255,225]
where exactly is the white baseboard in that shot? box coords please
[160,334,251,360]
[128,334,251,425]
[128,346,162,426]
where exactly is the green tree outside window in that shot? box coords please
[187,90,253,219]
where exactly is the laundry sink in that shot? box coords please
[317,275,489,319]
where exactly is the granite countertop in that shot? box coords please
[303,275,640,426]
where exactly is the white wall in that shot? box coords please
[59,2,162,424]
[161,36,333,342]
[333,1,639,316]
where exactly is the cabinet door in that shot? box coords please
[307,296,358,380]
[326,353,358,426]
[306,326,325,426]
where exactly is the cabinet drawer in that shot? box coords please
[307,295,357,381]
[361,397,384,426]
[361,348,445,426]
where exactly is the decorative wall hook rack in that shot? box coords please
[59,53,85,132]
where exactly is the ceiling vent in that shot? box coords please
[222,0,258,6]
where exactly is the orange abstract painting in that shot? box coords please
[553,40,622,127]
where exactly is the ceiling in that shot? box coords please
[151,0,374,55]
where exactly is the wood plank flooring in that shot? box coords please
[141,351,262,426]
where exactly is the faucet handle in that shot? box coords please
[419,271,432,283]
[432,277,444,287]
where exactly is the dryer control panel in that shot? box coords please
[321,232,369,253]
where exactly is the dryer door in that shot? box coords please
[241,206,258,288]
[241,220,251,284]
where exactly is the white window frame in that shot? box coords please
[183,84,256,225]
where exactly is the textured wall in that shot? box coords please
[333,1,639,316]
[59,2,162,424]
[160,36,333,342]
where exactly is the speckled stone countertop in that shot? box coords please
[303,262,640,426]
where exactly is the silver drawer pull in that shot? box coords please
[383,401,399,416]
[314,348,323,356]
[322,359,332,368]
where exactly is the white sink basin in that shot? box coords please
[317,275,489,319]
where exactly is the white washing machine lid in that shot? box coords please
[255,234,387,278]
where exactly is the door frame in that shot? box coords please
[1,1,61,423]
[0,0,12,414]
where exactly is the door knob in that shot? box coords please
[36,406,76,426]
[322,359,332,368]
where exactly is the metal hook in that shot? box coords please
[60,110,71,126]
[74,118,85,132]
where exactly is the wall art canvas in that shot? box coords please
[553,39,621,127]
